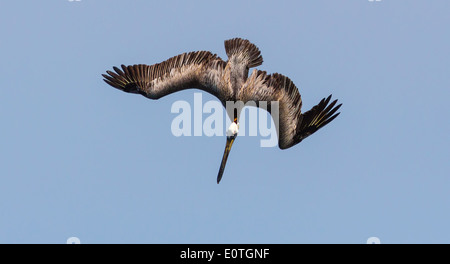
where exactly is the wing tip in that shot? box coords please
[293,94,342,145]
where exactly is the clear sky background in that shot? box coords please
[1,0,449,244]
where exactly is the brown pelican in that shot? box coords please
[102,38,342,183]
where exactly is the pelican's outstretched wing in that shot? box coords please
[102,51,231,103]
[238,70,342,149]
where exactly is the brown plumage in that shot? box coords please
[102,38,342,183]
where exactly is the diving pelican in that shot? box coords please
[102,38,342,183]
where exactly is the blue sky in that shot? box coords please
[1,0,449,243]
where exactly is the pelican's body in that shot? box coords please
[103,38,341,183]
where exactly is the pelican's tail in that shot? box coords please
[224,38,263,68]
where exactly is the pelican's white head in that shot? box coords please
[226,118,239,138]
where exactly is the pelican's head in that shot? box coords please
[226,118,239,139]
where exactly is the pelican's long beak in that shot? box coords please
[217,136,236,184]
